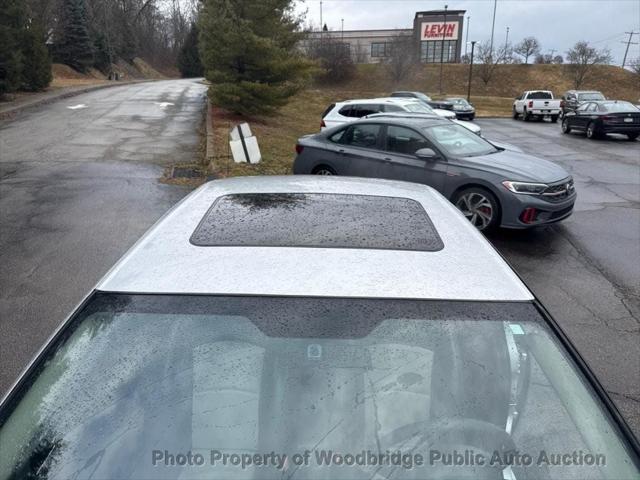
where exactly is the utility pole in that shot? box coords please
[464,16,470,56]
[489,0,497,56]
[319,1,323,38]
[467,41,476,102]
[621,31,638,68]
[341,18,344,41]
[504,26,509,50]
[439,4,448,94]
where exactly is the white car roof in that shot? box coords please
[337,97,424,106]
[98,176,533,302]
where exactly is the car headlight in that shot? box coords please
[502,181,548,195]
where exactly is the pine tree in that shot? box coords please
[21,23,52,91]
[57,0,93,72]
[0,0,26,97]
[199,0,315,115]
[177,23,203,78]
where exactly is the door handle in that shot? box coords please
[338,149,346,154]
[383,157,392,162]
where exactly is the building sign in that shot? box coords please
[421,22,459,41]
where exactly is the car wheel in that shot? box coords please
[523,109,531,122]
[312,165,336,175]
[561,118,571,134]
[586,122,598,139]
[551,115,558,123]
[512,108,519,120]
[627,133,639,141]
[453,188,500,232]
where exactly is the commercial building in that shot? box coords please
[301,9,466,64]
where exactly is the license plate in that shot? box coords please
[624,117,633,123]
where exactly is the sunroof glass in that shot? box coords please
[190,193,444,251]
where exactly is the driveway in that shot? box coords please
[479,118,640,434]
[0,79,205,393]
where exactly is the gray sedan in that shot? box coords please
[293,116,576,231]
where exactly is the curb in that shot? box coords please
[206,98,215,161]
[0,80,154,121]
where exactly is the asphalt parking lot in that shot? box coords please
[0,87,638,436]
[478,117,640,433]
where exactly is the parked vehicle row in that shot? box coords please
[391,91,477,120]
[294,115,576,231]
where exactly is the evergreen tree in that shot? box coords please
[199,0,315,115]
[177,23,203,78]
[57,0,93,72]
[21,22,52,91]
[0,0,26,97]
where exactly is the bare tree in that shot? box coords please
[475,41,508,85]
[385,33,418,83]
[514,37,540,64]
[553,54,564,64]
[629,58,640,75]
[307,36,355,83]
[566,41,612,88]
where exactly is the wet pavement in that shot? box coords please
[0,90,638,438]
[0,79,206,393]
[479,118,640,434]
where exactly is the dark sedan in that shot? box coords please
[446,97,476,120]
[293,115,576,231]
[391,91,454,111]
[562,100,640,140]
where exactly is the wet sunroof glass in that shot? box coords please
[190,193,444,251]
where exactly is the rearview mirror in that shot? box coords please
[415,148,438,160]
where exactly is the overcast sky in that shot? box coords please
[295,0,640,64]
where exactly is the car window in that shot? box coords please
[338,105,353,117]
[385,125,431,155]
[356,104,383,116]
[600,101,638,112]
[342,123,381,149]
[1,294,638,480]
[586,103,598,112]
[382,104,404,112]
[576,103,590,112]
[403,102,434,113]
[578,92,605,102]
[329,128,347,143]
[424,123,497,157]
[322,103,336,118]
[527,91,553,100]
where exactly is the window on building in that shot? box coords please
[371,42,390,58]
[420,40,458,63]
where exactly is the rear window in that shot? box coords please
[321,103,336,118]
[1,295,638,480]
[527,91,553,99]
[599,101,638,112]
[190,193,444,251]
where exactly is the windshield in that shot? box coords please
[578,92,605,101]
[600,101,638,112]
[403,102,435,113]
[447,98,469,106]
[0,294,637,480]
[423,123,498,157]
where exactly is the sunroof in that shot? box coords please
[190,193,443,251]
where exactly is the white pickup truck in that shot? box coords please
[513,90,562,122]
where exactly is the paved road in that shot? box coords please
[0,79,206,392]
[479,118,640,434]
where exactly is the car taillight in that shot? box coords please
[528,100,533,108]
[320,119,326,128]
[601,115,612,122]
[295,144,304,154]
[520,207,538,224]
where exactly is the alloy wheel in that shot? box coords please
[314,168,334,175]
[455,192,494,230]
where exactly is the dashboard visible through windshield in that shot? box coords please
[424,124,498,157]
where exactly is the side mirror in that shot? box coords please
[415,148,438,160]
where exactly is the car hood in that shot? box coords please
[463,151,569,183]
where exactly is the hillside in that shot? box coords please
[51,59,168,88]
[325,63,640,104]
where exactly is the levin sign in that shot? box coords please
[421,22,459,41]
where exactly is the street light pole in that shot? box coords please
[489,0,497,56]
[467,40,476,102]
[464,16,470,56]
[341,18,344,41]
[439,4,448,94]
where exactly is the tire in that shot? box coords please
[550,115,558,123]
[523,109,531,122]
[453,187,500,232]
[512,108,519,120]
[627,133,639,141]
[561,118,571,134]
[586,122,598,139]
[312,165,336,175]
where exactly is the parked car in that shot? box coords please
[390,90,454,111]
[294,116,576,231]
[321,97,482,135]
[1,176,637,480]
[560,90,606,117]
[445,97,476,120]
[561,100,640,140]
[513,90,562,122]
